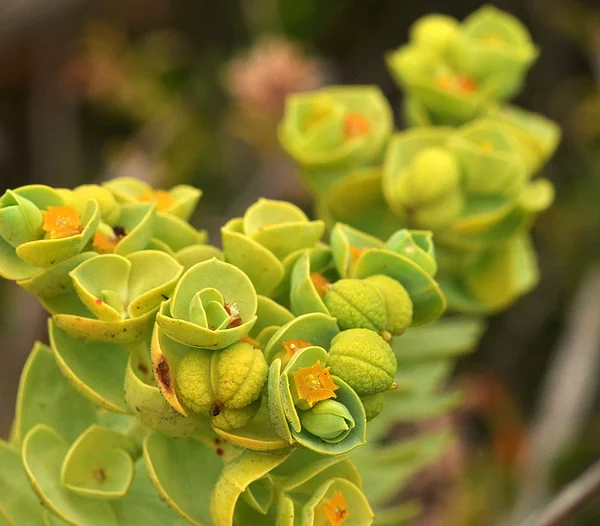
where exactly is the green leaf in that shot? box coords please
[22,425,118,525]
[0,440,44,524]
[209,450,292,526]
[144,433,224,525]
[392,317,486,362]
[48,320,129,414]
[61,425,137,499]
[12,342,97,446]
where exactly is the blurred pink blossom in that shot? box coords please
[223,36,324,119]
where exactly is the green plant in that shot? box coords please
[0,6,558,526]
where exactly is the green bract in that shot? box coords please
[0,185,100,280]
[279,85,393,170]
[156,258,258,349]
[104,176,202,221]
[221,198,325,296]
[267,345,367,455]
[53,250,183,344]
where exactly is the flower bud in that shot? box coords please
[360,392,385,422]
[299,399,355,443]
[323,278,387,332]
[327,329,397,396]
[363,275,413,335]
[176,342,268,428]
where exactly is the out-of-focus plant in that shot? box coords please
[280,5,561,315]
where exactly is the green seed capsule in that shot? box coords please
[176,342,268,428]
[323,279,387,332]
[364,275,413,335]
[360,392,385,422]
[327,329,397,396]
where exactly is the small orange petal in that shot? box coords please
[93,231,118,254]
[349,247,364,261]
[310,273,331,298]
[283,339,312,359]
[42,206,83,239]
[435,73,476,94]
[324,492,350,526]
[344,113,370,140]
[137,188,175,211]
[291,361,339,407]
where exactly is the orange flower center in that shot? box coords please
[93,232,118,254]
[310,273,331,298]
[324,492,349,526]
[349,246,364,261]
[42,206,83,239]
[137,188,175,211]
[344,113,370,139]
[283,339,312,359]
[291,361,339,407]
[436,73,477,94]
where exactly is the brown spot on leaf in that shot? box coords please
[138,363,148,375]
[155,356,173,394]
[93,468,106,483]
[216,448,224,457]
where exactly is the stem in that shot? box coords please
[518,460,600,526]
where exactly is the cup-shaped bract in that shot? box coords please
[222,198,325,296]
[175,341,268,429]
[267,345,367,455]
[73,184,121,226]
[104,176,202,222]
[450,6,539,101]
[0,185,100,280]
[157,258,258,349]
[279,85,393,170]
[53,250,183,344]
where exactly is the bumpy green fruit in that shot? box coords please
[212,399,261,431]
[364,275,413,335]
[327,329,397,396]
[360,392,385,422]
[176,342,268,428]
[323,279,387,332]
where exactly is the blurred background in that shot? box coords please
[0,0,598,524]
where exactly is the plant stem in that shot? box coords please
[517,460,600,526]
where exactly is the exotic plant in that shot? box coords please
[1,6,557,526]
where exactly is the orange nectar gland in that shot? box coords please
[137,188,175,211]
[324,492,350,526]
[435,73,477,94]
[310,272,331,298]
[42,206,83,239]
[349,246,364,261]
[344,113,370,140]
[283,339,312,359]
[291,361,339,407]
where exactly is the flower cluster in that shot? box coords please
[0,179,446,525]
[279,7,560,314]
